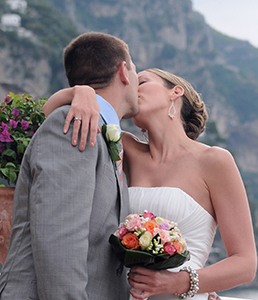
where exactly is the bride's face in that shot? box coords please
[132,71,170,128]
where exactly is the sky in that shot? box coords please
[192,0,258,48]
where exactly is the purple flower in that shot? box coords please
[0,127,13,142]
[0,143,5,153]
[4,95,11,103]
[9,119,18,129]
[1,122,8,130]
[158,222,170,230]
[20,119,29,130]
[12,108,20,118]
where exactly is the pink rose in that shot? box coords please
[142,212,156,220]
[153,228,171,244]
[125,214,139,221]
[118,224,128,239]
[153,228,161,236]
[160,229,171,244]
[126,217,141,231]
[114,229,120,238]
[163,242,176,256]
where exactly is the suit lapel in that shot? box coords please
[99,117,123,218]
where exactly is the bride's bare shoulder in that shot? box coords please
[202,145,234,161]
[122,131,149,153]
[200,145,236,172]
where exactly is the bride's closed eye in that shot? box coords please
[138,80,147,86]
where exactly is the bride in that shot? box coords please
[43,68,257,299]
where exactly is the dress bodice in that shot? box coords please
[128,187,217,300]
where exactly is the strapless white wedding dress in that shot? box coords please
[128,187,217,300]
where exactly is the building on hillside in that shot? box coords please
[6,0,27,14]
[1,14,21,31]
[1,11,35,40]
[17,26,33,38]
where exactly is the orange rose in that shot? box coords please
[121,233,140,250]
[173,240,183,253]
[143,220,159,235]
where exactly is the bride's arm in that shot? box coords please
[43,87,79,117]
[43,85,100,151]
[197,147,257,290]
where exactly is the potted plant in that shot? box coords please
[0,93,46,266]
[0,93,46,186]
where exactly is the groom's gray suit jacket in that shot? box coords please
[0,105,129,300]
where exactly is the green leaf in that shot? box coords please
[102,124,107,135]
[23,138,31,147]
[17,143,26,154]
[115,142,122,152]
[109,234,190,270]
[0,112,8,120]
[8,171,17,183]
[2,149,16,159]
[146,251,190,270]
[5,162,16,169]
[0,168,17,183]
[109,142,120,161]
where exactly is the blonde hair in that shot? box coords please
[146,68,208,140]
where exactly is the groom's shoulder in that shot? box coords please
[35,105,71,133]
[44,105,70,122]
[27,105,71,147]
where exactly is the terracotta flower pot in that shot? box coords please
[0,187,15,266]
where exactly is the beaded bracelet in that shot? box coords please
[174,266,199,299]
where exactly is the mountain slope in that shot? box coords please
[49,0,258,189]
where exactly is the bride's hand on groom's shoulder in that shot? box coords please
[63,85,101,151]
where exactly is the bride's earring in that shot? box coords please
[168,101,176,119]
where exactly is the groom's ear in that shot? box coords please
[118,61,130,85]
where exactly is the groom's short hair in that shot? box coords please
[64,32,131,89]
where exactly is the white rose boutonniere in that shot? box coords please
[102,124,123,164]
[106,123,120,142]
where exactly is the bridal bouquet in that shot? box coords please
[109,211,190,270]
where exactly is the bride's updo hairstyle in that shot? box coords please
[146,68,208,140]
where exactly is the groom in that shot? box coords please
[0,32,138,299]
